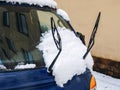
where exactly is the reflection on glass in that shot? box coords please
[16,13,28,35]
[3,11,10,27]
[0,6,70,71]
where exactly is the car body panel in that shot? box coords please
[0,68,91,90]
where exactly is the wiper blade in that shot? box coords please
[83,12,101,59]
[48,17,62,73]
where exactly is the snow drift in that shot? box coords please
[37,27,94,87]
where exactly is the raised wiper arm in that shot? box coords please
[83,12,101,59]
[48,17,62,73]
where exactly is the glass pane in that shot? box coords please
[16,13,28,35]
[0,5,70,71]
[6,38,16,53]
[0,36,3,43]
[3,11,10,27]
[37,10,70,33]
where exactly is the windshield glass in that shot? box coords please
[0,5,70,71]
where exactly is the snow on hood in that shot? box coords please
[37,27,94,87]
[0,0,57,8]
[57,9,70,21]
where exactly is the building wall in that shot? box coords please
[56,0,120,62]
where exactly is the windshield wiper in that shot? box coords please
[83,12,101,59]
[48,17,62,73]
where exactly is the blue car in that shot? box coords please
[0,0,97,90]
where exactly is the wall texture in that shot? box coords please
[56,0,120,62]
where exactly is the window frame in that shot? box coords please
[22,49,33,64]
[6,38,16,53]
[16,13,29,36]
[3,11,10,27]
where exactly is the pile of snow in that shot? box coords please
[1,0,57,8]
[57,9,70,21]
[37,27,94,87]
[93,71,120,90]
[15,63,36,70]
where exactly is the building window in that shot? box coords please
[6,38,16,53]
[3,11,10,27]
[2,48,10,59]
[22,49,33,64]
[0,59,2,65]
[0,49,3,61]
[16,13,28,36]
[0,36,3,43]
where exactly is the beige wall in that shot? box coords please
[56,0,120,62]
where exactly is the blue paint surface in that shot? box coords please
[0,68,91,90]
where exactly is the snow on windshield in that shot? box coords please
[37,27,94,87]
[2,0,71,21]
[1,0,57,8]
[15,63,36,70]
[0,65,7,70]
[57,9,70,21]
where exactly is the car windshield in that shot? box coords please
[0,5,71,71]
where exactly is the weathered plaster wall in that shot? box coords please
[56,0,120,62]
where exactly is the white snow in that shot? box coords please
[93,71,120,90]
[1,0,57,8]
[37,27,94,87]
[0,65,7,70]
[57,9,70,21]
[15,63,36,70]
[1,0,71,21]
